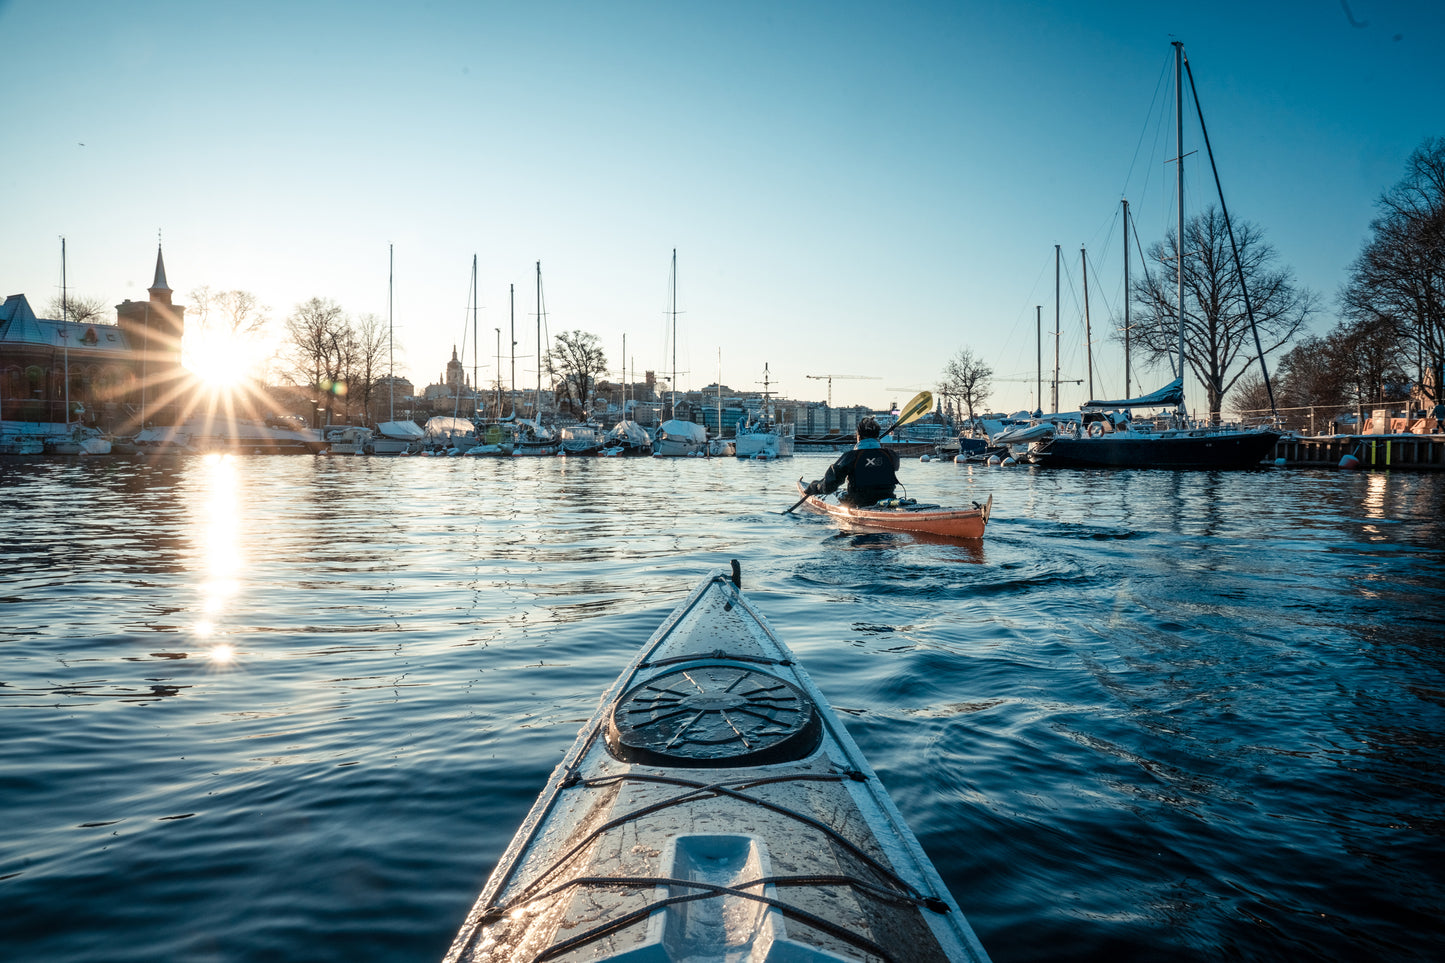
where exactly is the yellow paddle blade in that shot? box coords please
[888,391,933,434]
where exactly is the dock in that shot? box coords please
[1275,433,1445,471]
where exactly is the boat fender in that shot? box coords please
[1088,421,1105,438]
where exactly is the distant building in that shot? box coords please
[420,345,481,411]
[1,245,185,431]
[370,375,415,423]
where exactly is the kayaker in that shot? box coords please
[804,416,901,506]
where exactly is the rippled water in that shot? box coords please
[2,453,1443,962]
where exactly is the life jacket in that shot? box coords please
[850,446,899,491]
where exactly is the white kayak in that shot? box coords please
[445,563,991,963]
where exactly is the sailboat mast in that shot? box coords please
[471,254,479,417]
[535,262,542,420]
[671,250,678,419]
[1053,244,1060,415]
[1174,40,1186,400]
[1035,305,1042,417]
[60,237,70,428]
[388,243,395,422]
[509,283,515,414]
[1082,245,1093,401]
[1123,198,1131,399]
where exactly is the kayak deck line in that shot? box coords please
[445,567,990,963]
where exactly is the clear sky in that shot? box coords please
[3,0,1441,416]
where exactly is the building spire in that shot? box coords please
[147,238,174,307]
[150,243,170,293]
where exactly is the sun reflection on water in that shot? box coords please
[194,454,244,649]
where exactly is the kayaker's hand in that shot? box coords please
[805,481,822,495]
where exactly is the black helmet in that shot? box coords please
[857,416,881,439]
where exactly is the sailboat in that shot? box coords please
[1031,43,1282,470]
[44,238,110,456]
[372,244,424,455]
[733,363,794,459]
[652,249,708,457]
[512,261,559,456]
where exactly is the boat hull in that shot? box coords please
[445,568,990,963]
[1031,429,1281,469]
[796,482,993,539]
[734,430,795,459]
[126,422,328,455]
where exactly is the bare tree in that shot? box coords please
[1340,137,1445,406]
[189,287,270,339]
[939,347,993,423]
[45,294,109,325]
[544,330,608,420]
[1131,205,1315,420]
[348,312,389,425]
[282,298,350,425]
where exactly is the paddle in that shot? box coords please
[783,390,934,514]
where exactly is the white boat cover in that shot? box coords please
[376,420,426,440]
[1083,377,1184,410]
[992,422,1056,444]
[514,418,555,442]
[655,419,707,444]
[423,416,477,444]
[605,420,651,447]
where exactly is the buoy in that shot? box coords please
[1339,454,1361,470]
[954,454,967,463]
[919,454,931,462]
[987,455,1001,466]
[1001,456,1017,466]
[1274,457,1287,467]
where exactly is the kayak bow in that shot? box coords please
[794,481,993,540]
[445,564,991,963]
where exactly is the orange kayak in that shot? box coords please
[795,481,993,539]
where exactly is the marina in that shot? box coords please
[3,6,1443,962]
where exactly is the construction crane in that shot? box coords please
[806,374,880,407]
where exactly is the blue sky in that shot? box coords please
[3,0,1441,415]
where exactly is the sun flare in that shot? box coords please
[183,329,262,390]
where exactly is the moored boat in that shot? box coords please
[372,419,425,455]
[464,421,516,457]
[325,425,372,455]
[651,418,708,457]
[733,364,795,459]
[1028,44,1283,470]
[602,419,652,456]
[512,418,559,456]
[445,564,991,963]
[558,423,604,456]
[795,480,993,540]
[125,417,326,455]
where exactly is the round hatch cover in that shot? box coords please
[606,663,822,767]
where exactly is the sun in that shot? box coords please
[183,328,262,390]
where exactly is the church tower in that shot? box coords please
[446,344,467,389]
[115,244,186,370]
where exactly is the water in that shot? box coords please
[2,453,1443,962]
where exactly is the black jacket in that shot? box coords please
[821,441,901,504]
